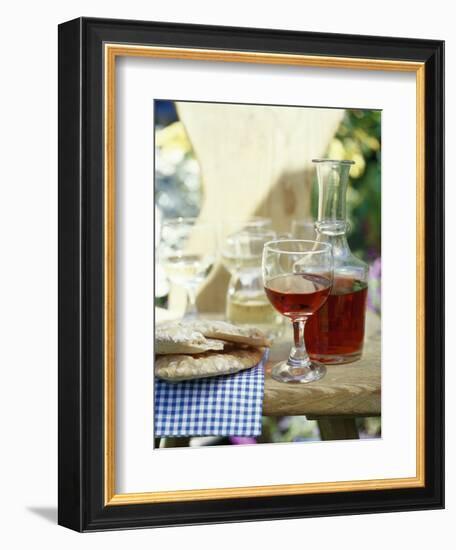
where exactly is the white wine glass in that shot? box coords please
[221,227,276,275]
[291,219,316,240]
[221,226,279,331]
[159,217,217,319]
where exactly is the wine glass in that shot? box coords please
[221,227,276,275]
[262,240,333,383]
[291,219,316,240]
[159,217,217,319]
[221,217,272,242]
[221,227,280,330]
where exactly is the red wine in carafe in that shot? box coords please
[305,276,367,363]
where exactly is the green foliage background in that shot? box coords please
[314,109,382,261]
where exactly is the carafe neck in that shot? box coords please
[313,159,353,237]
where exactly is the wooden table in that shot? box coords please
[158,311,381,445]
[262,311,381,439]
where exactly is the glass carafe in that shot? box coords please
[305,159,368,364]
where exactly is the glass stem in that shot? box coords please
[287,318,311,369]
[184,286,198,319]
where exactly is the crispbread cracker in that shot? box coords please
[155,346,264,382]
[155,324,224,355]
[159,319,271,348]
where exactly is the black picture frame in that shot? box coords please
[58,17,444,532]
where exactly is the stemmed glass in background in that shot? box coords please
[221,223,280,332]
[291,219,316,240]
[159,217,216,319]
[262,240,333,383]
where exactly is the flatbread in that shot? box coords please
[159,319,271,349]
[155,346,264,382]
[155,324,224,355]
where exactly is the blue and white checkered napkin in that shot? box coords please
[154,351,267,437]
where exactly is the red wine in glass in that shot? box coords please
[262,239,333,384]
[264,273,331,318]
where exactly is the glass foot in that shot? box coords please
[271,361,326,384]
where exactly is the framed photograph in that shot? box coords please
[58,17,444,531]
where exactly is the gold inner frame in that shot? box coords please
[104,44,426,506]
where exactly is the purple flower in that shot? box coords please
[229,436,257,445]
[368,257,381,314]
